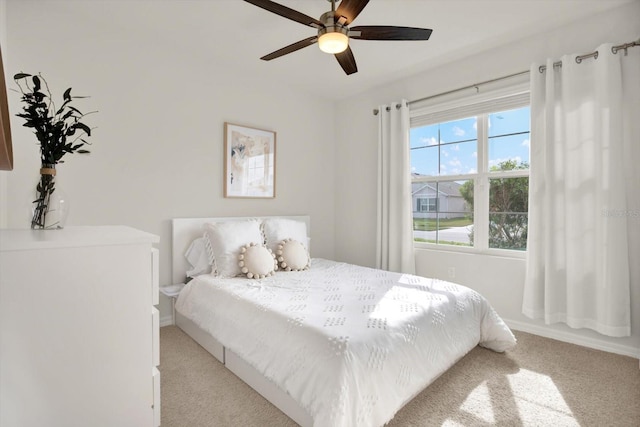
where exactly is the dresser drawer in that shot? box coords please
[151,248,159,305]
[152,367,161,427]
[152,307,160,367]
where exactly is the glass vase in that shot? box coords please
[31,164,68,229]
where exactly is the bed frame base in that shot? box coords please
[175,310,313,427]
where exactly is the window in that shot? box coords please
[410,90,530,252]
[416,197,438,212]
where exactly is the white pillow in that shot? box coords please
[238,243,277,279]
[262,218,309,255]
[184,236,213,277]
[276,239,310,271]
[204,219,263,278]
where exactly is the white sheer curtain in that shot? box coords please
[376,100,415,274]
[523,43,640,337]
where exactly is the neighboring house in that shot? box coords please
[411,176,469,219]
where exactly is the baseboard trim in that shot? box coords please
[505,318,640,359]
[160,315,174,327]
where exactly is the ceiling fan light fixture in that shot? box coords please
[318,27,349,54]
[244,0,433,75]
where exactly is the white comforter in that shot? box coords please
[175,258,516,427]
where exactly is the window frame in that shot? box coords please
[409,83,530,258]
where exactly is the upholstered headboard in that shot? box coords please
[171,216,310,284]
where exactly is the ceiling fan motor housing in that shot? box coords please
[318,11,349,53]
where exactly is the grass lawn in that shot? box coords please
[413,217,473,231]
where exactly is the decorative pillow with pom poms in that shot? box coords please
[238,243,277,279]
[276,239,310,271]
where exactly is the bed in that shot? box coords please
[171,216,516,427]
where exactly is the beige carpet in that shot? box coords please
[160,326,640,426]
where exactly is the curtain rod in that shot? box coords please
[374,69,529,114]
[538,38,640,73]
[373,70,526,114]
[388,37,640,113]
[406,70,529,108]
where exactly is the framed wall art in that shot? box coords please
[224,122,276,198]
[0,46,13,171]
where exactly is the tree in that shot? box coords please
[458,160,529,249]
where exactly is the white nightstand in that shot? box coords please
[160,283,185,324]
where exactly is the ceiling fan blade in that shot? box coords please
[243,0,323,28]
[350,26,433,41]
[335,0,369,25]
[335,46,358,75]
[260,36,318,61]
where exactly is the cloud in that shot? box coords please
[446,158,463,174]
[521,139,530,147]
[453,126,465,137]
[450,144,460,151]
[472,151,477,158]
[420,136,439,146]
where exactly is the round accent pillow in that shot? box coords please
[276,239,310,271]
[238,243,277,279]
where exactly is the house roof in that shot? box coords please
[412,180,463,198]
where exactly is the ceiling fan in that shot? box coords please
[243,0,433,75]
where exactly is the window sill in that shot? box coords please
[413,242,527,259]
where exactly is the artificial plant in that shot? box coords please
[14,72,95,228]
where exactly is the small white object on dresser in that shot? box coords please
[0,226,161,427]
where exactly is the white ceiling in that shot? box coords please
[63,0,635,100]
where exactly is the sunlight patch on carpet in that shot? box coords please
[442,420,468,426]
[508,369,579,426]
[459,381,495,424]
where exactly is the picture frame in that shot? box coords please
[0,45,13,171]
[224,122,276,198]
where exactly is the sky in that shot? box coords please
[410,106,530,176]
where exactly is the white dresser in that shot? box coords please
[0,226,161,427]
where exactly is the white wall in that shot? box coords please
[3,1,336,320]
[334,2,640,357]
[4,0,640,356]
